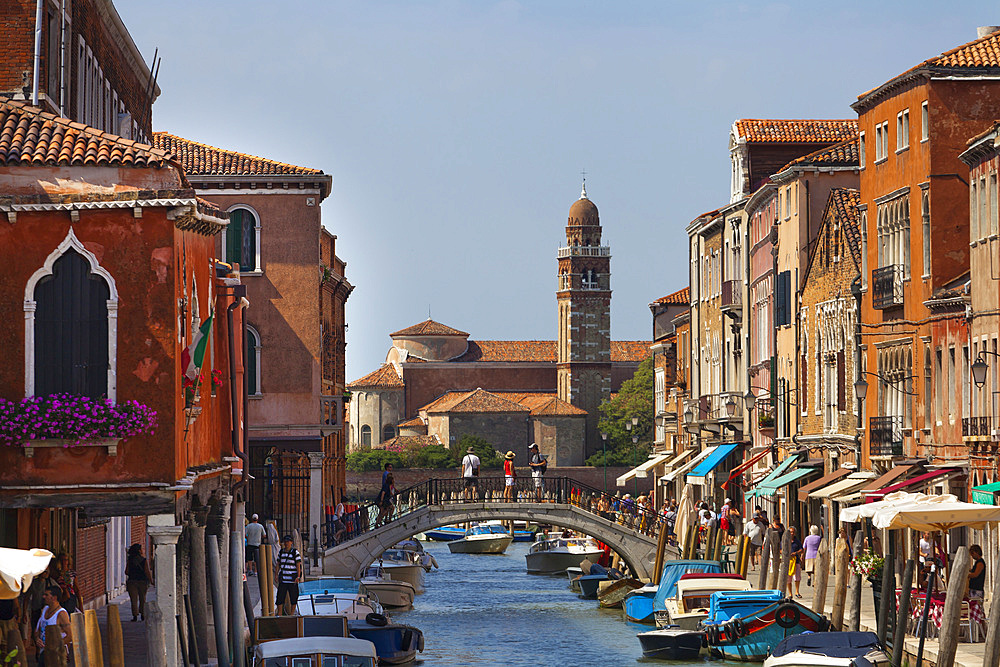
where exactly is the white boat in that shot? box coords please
[393,538,439,571]
[360,565,416,609]
[252,636,377,667]
[447,524,514,554]
[296,591,384,621]
[525,534,604,575]
[566,566,584,592]
[654,573,752,629]
[378,549,427,593]
[763,632,889,667]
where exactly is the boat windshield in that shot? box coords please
[682,594,712,611]
[261,655,375,667]
[488,525,509,534]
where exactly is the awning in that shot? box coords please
[866,468,960,499]
[662,446,717,482]
[972,482,1000,505]
[616,452,675,487]
[808,472,876,500]
[745,455,798,498]
[798,468,850,502]
[751,467,820,499]
[662,448,695,471]
[859,465,919,502]
[686,442,740,482]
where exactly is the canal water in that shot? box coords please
[393,539,738,666]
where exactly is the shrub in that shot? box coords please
[401,444,458,469]
[346,449,402,472]
[456,434,505,469]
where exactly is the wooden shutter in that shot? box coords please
[801,355,808,410]
[837,351,846,411]
[242,213,256,271]
[775,273,786,326]
[227,209,244,266]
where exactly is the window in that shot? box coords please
[963,346,970,419]
[859,132,866,168]
[224,207,261,272]
[921,101,929,141]
[991,173,998,236]
[25,228,118,400]
[921,190,930,277]
[981,177,990,240]
[935,348,943,423]
[775,271,791,327]
[360,425,372,447]
[897,110,909,151]
[876,195,910,277]
[246,325,261,396]
[654,368,665,444]
[382,425,396,442]
[924,348,932,426]
[861,210,869,289]
[875,121,890,162]
[948,346,956,422]
[971,180,979,240]
[875,124,883,161]
[785,187,791,219]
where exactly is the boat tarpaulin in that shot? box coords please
[686,442,739,483]
[770,631,882,659]
[972,481,1000,505]
[662,447,717,482]
[616,452,674,487]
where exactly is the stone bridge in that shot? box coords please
[321,477,666,580]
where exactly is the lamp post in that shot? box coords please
[601,431,608,494]
[631,416,640,497]
[972,350,1000,388]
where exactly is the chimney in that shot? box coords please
[977,26,1000,39]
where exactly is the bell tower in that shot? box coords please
[557,182,612,459]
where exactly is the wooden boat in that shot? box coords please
[702,590,830,662]
[525,534,603,575]
[597,578,643,608]
[566,566,583,592]
[447,524,513,554]
[251,636,377,667]
[360,565,416,610]
[654,573,751,629]
[763,632,889,667]
[622,559,723,624]
[636,626,705,660]
[348,617,425,665]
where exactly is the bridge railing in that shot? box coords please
[328,476,666,548]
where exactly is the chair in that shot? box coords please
[959,601,980,643]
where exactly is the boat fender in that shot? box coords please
[774,604,801,629]
[706,624,719,645]
[700,631,709,649]
[402,629,413,650]
[732,617,746,638]
[417,632,425,652]
[365,612,389,627]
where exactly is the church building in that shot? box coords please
[347,186,649,465]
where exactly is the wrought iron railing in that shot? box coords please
[964,416,996,437]
[872,265,904,309]
[330,476,666,549]
[869,415,903,457]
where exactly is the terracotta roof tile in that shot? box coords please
[427,388,530,414]
[390,319,469,337]
[777,137,860,174]
[734,119,858,144]
[419,390,587,416]
[404,339,650,364]
[152,132,324,176]
[830,188,862,266]
[0,97,169,168]
[611,341,652,363]
[653,287,690,306]
[347,364,404,389]
[397,416,425,428]
[377,435,440,450]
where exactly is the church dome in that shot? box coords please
[568,196,599,226]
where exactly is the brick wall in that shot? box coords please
[75,522,106,608]
[0,1,35,94]
[129,515,146,549]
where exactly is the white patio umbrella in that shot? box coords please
[676,483,695,554]
[871,495,1000,532]
[0,546,53,599]
[838,491,955,524]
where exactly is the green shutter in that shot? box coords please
[227,209,244,266]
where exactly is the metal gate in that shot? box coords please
[247,447,310,541]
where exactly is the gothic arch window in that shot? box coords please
[223,205,261,272]
[24,228,118,400]
[246,325,262,396]
[360,425,372,447]
[382,425,396,442]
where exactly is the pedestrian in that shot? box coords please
[528,444,546,502]
[743,516,764,567]
[24,566,55,642]
[726,500,741,545]
[719,498,731,538]
[0,595,19,657]
[461,446,481,500]
[53,553,79,614]
[33,585,72,664]
[124,543,153,622]
[918,531,933,564]
[275,535,302,615]
[789,525,804,598]
[503,451,516,501]
[245,513,266,575]
[803,525,822,587]
[771,518,785,542]
[376,463,396,526]
[968,544,987,599]
[331,498,347,545]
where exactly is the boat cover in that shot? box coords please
[652,560,722,610]
[770,632,881,658]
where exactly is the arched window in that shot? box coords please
[25,228,118,400]
[360,425,372,447]
[246,325,261,396]
[382,425,396,442]
[223,206,261,272]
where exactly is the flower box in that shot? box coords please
[22,437,122,458]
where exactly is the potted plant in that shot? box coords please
[848,549,886,611]
[758,410,776,436]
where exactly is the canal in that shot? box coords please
[392,539,735,666]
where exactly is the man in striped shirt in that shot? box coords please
[276,535,302,615]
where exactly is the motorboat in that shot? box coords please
[577,564,625,599]
[566,566,583,592]
[378,549,427,593]
[447,523,514,554]
[360,565,416,610]
[393,538,439,571]
[702,590,830,662]
[349,616,425,665]
[636,626,705,661]
[298,577,370,597]
[423,525,465,541]
[622,560,722,624]
[763,632,889,667]
[297,577,385,622]
[597,578,643,609]
[254,614,350,643]
[251,636,377,667]
[525,534,604,575]
[654,573,751,629]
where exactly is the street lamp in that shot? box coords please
[725,396,737,417]
[971,351,1000,388]
[744,389,757,412]
[629,417,640,497]
[854,378,868,401]
[601,431,608,494]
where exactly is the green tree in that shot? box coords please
[456,434,505,469]
[401,443,458,469]
[586,356,654,467]
[346,448,402,472]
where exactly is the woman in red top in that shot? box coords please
[503,451,516,501]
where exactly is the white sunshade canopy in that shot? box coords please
[807,472,876,499]
[617,452,674,487]
[871,494,1000,532]
[839,492,949,523]
[0,547,53,599]
[662,446,718,483]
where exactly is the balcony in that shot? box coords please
[320,395,343,434]
[869,415,903,457]
[872,265,904,309]
[963,416,997,441]
[721,279,743,314]
[557,245,611,259]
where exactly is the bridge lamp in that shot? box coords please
[601,432,608,494]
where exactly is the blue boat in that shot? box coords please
[622,560,722,624]
[349,617,424,665]
[702,590,830,661]
[299,577,365,595]
[424,526,465,541]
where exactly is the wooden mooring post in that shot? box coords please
[937,546,970,667]
[831,537,849,630]
[758,528,772,590]
[811,537,830,615]
[891,559,914,667]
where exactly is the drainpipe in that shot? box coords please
[228,295,250,493]
[31,0,43,105]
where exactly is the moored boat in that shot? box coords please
[702,590,830,662]
[251,636,377,667]
[349,616,425,665]
[597,577,643,609]
[654,573,751,629]
[566,566,584,592]
[447,524,514,554]
[636,626,705,661]
[622,559,723,624]
[378,549,427,593]
[525,534,603,575]
[360,565,416,610]
[296,591,383,621]
[763,632,889,667]
[424,525,465,541]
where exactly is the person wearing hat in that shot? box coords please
[245,514,265,575]
[461,446,481,500]
[503,451,517,502]
[528,443,546,502]
[276,534,302,615]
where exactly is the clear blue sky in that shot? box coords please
[117,1,998,380]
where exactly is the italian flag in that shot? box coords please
[181,311,214,380]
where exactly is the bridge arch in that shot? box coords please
[322,501,660,580]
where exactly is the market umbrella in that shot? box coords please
[676,484,695,556]
[871,495,1000,532]
[838,492,951,524]
[0,546,53,599]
